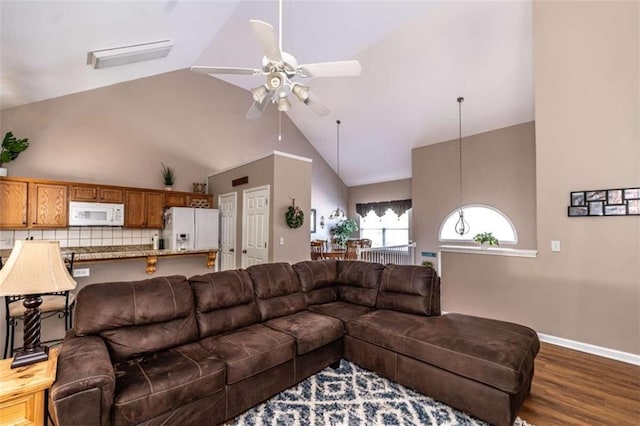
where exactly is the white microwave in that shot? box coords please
[69,201,125,226]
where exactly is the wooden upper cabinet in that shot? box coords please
[28,182,68,228]
[164,193,188,207]
[124,190,146,228]
[146,192,165,229]
[124,190,165,228]
[0,180,28,228]
[70,185,123,203]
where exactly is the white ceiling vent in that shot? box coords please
[87,40,173,69]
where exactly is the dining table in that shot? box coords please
[321,249,346,260]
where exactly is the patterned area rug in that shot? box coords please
[228,360,532,426]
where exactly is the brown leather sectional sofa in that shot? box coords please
[51,260,539,426]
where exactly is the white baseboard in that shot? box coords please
[537,333,640,366]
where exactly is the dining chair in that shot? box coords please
[310,240,325,260]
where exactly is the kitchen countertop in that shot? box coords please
[0,244,218,274]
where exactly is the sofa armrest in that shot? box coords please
[50,332,115,426]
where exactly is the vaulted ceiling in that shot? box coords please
[0,0,534,186]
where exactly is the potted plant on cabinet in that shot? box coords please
[473,232,499,248]
[161,162,176,190]
[0,131,29,177]
[331,218,358,248]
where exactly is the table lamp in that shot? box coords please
[0,240,76,368]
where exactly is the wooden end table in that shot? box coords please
[0,347,58,426]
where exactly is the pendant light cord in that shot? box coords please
[457,97,464,206]
[278,0,283,52]
[336,119,341,179]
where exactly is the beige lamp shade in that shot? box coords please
[0,240,76,296]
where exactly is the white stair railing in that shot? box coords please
[358,243,417,265]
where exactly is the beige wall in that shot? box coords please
[412,122,537,262]
[440,1,639,354]
[273,155,312,263]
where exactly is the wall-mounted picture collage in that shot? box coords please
[568,188,640,217]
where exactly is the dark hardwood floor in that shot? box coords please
[518,342,640,425]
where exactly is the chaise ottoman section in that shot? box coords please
[346,310,539,426]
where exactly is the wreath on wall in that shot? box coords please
[285,199,305,229]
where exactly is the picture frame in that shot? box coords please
[310,209,317,233]
[607,189,623,205]
[628,200,640,215]
[589,201,603,216]
[624,188,640,199]
[568,206,588,217]
[604,205,627,216]
[585,190,606,201]
[571,192,585,206]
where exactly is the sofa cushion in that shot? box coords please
[308,301,373,323]
[264,311,344,355]
[376,265,440,316]
[112,342,225,425]
[190,270,260,338]
[336,261,385,307]
[293,260,338,306]
[199,323,295,384]
[347,310,539,394]
[74,275,199,362]
[247,263,306,320]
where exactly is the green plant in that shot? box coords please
[161,162,176,186]
[421,261,434,268]
[0,131,29,167]
[473,232,499,247]
[331,218,358,247]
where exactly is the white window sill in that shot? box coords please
[438,245,537,258]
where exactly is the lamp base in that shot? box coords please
[11,345,49,369]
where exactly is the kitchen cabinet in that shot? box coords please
[164,193,188,207]
[124,190,164,228]
[69,185,123,203]
[28,182,68,228]
[0,180,28,228]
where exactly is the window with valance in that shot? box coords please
[355,199,412,218]
[356,199,411,247]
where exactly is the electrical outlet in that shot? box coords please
[279,237,285,245]
[73,268,90,277]
[551,240,561,252]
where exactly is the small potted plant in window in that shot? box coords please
[0,131,29,177]
[161,162,176,190]
[473,232,499,249]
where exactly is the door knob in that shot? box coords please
[242,249,247,254]
[229,248,235,252]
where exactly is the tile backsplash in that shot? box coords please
[0,227,161,249]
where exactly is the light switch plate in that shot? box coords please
[551,240,561,252]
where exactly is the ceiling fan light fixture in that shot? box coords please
[291,84,310,103]
[87,40,173,69]
[277,95,291,112]
[267,72,284,91]
[251,85,270,103]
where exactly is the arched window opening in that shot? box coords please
[439,205,517,244]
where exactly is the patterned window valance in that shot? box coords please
[356,199,412,217]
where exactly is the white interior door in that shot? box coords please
[218,192,237,271]
[242,185,269,268]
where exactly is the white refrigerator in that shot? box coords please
[163,207,219,251]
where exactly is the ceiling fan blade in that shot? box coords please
[250,20,283,64]
[245,97,271,120]
[191,66,261,75]
[298,60,362,78]
[305,90,330,116]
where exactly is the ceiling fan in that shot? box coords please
[191,1,361,120]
